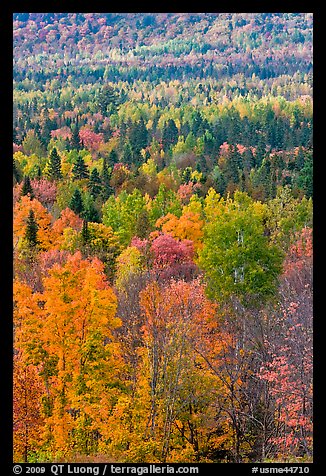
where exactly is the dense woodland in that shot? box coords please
[13,13,313,464]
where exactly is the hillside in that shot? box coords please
[13,13,313,464]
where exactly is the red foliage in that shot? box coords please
[31,178,57,207]
[151,233,194,267]
[79,127,104,152]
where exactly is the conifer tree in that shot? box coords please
[81,219,90,246]
[101,159,114,200]
[46,147,62,181]
[21,176,34,198]
[88,168,102,198]
[72,156,89,180]
[108,149,119,169]
[24,209,39,247]
[70,123,81,150]
[121,141,133,166]
[69,188,84,215]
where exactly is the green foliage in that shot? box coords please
[21,176,34,198]
[199,191,284,305]
[46,147,62,181]
[102,188,147,246]
[69,188,84,216]
[24,209,39,248]
[72,156,89,180]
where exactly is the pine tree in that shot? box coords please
[83,196,100,223]
[88,168,102,198]
[13,158,21,185]
[162,119,179,150]
[24,209,39,247]
[108,149,119,169]
[121,141,133,166]
[70,124,81,150]
[72,156,89,180]
[69,189,84,215]
[97,85,119,116]
[46,147,62,181]
[21,176,34,198]
[81,219,90,246]
[101,159,114,200]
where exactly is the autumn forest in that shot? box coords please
[13,13,313,464]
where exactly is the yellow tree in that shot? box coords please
[14,195,55,251]
[155,211,204,252]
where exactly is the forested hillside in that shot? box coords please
[13,13,313,464]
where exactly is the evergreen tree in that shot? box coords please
[21,176,34,198]
[69,189,84,215]
[24,209,39,248]
[83,195,100,223]
[121,141,133,166]
[88,168,102,198]
[225,146,242,184]
[294,146,305,171]
[70,124,81,150]
[72,156,89,180]
[46,147,62,181]
[97,84,119,116]
[108,149,119,169]
[81,219,90,246]
[129,118,148,158]
[101,158,114,200]
[13,158,22,185]
[162,119,179,150]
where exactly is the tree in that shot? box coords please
[108,149,119,169]
[97,84,119,116]
[72,156,89,180]
[46,147,62,181]
[13,356,45,462]
[200,191,283,305]
[22,129,45,157]
[14,196,54,251]
[70,123,81,150]
[121,141,133,166]
[162,119,179,151]
[138,279,219,462]
[69,188,84,216]
[21,176,34,198]
[259,228,313,459]
[16,252,121,457]
[101,158,114,200]
[156,211,204,252]
[24,209,39,248]
[88,167,102,198]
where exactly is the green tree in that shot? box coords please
[21,176,34,198]
[24,209,39,248]
[69,188,84,216]
[108,149,119,169]
[88,168,102,198]
[199,191,283,305]
[46,147,62,181]
[162,119,179,151]
[70,123,81,151]
[101,158,114,201]
[97,85,119,116]
[82,193,100,223]
[72,156,89,180]
[121,141,133,166]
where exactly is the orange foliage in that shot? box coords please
[155,211,204,251]
[14,196,54,250]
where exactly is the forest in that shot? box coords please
[13,13,313,464]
